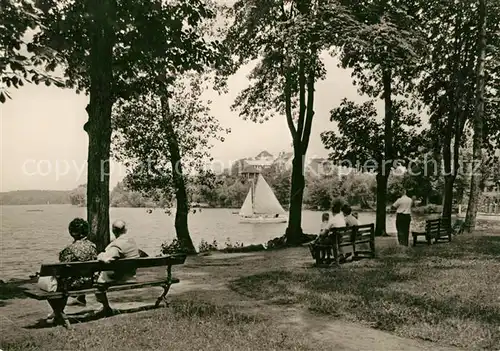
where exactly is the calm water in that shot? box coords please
[1,205,409,280]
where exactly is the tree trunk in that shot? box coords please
[441,128,455,220]
[375,68,393,237]
[283,50,316,245]
[442,175,454,219]
[375,173,389,236]
[84,0,116,252]
[285,152,305,244]
[162,97,196,254]
[464,0,486,233]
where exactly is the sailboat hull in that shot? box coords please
[239,216,288,224]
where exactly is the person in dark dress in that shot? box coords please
[46,218,98,322]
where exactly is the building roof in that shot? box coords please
[245,159,274,167]
[255,150,273,159]
[240,164,261,174]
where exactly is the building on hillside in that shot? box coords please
[272,152,335,177]
[230,151,275,175]
[273,151,294,171]
[228,150,338,177]
[307,157,334,177]
[255,150,274,159]
[240,164,261,180]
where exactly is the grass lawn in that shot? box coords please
[1,226,499,350]
[1,299,322,351]
[231,231,500,350]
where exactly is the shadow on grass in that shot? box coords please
[229,234,500,349]
[24,304,161,329]
[24,293,264,330]
[0,280,32,306]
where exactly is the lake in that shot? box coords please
[1,205,414,280]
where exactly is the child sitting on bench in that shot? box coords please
[309,213,333,262]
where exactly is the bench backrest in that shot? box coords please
[355,223,375,241]
[425,218,441,234]
[328,223,375,245]
[330,226,355,245]
[39,255,187,278]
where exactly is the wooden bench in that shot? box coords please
[309,224,375,265]
[412,218,452,246]
[22,254,186,328]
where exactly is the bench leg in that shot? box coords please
[332,243,340,266]
[413,235,417,247]
[370,239,375,258]
[155,284,172,307]
[426,234,431,245]
[47,297,71,329]
[308,243,316,260]
[314,247,321,265]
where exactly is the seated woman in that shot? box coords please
[47,218,98,322]
[342,205,360,227]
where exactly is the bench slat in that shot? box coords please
[39,255,186,277]
[311,223,375,265]
[22,278,180,300]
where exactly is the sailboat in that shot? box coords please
[239,174,288,223]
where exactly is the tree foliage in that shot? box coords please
[112,75,227,207]
[33,0,225,98]
[29,0,226,251]
[321,98,422,169]
[0,0,63,102]
[222,0,369,243]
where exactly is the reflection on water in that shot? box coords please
[1,205,422,279]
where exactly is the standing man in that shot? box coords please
[392,189,413,246]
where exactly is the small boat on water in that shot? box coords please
[26,209,44,212]
[239,174,287,224]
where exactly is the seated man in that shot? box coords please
[95,220,140,315]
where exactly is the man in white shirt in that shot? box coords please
[391,189,413,246]
[95,220,140,316]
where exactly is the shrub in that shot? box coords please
[412,204,443,216]
[160,239,186,255]
[198,239,219,253]
[224,237,245,249]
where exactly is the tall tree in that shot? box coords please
[113,75,227,253]
[416,0,484,222]
[321,98,423,236]
[223,0,362,244]
[464,0,487,231]
[33,0,222,251]
[416,0,500,224]
[331,0,426,236]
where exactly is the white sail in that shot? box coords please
[253,174,286,215]
[239,188,254,216]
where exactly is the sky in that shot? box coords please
[0,54,373,192]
